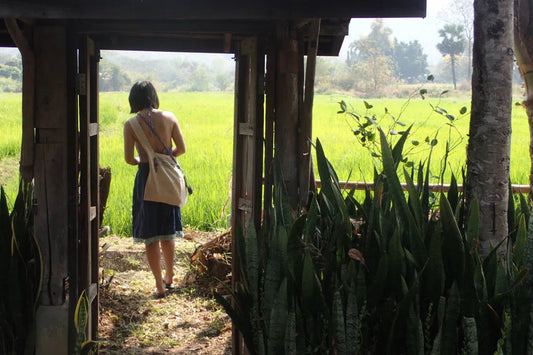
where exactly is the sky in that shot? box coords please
[343,0,451,65]
[0,0,452,66]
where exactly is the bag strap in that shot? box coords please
[130,118,155,160]
[137,111,174,157]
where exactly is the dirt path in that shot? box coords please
[98,231,232,354]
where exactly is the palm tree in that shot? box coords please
[437,24,466,89]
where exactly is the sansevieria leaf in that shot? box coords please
[301,250,321,311]
[267,278,288,355]
[332,289,346,354]
[440,194,465,284]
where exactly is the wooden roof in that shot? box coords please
[0,0,426,55]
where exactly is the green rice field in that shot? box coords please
[0,91,530,236]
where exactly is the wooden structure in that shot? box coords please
[0,1,425,353]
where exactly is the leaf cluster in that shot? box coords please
[218,123,532,354]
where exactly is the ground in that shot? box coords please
[98,230,232,354]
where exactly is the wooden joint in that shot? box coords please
[88,123,99,137]
[89,206,96,221]
[87,283,98,303]
[238,198,252,212]
[238,122,254,136]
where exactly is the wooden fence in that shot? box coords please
[315,181,531,194]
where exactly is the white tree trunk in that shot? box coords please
[466,0,514,257]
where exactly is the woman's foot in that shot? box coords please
[163,274,176,290]
[153,290,167,299]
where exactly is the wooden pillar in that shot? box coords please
[264,38,277,222]
[298,19,320,208]
[78,35,100,343]
[275,22,300,211]
[231,37,265,354]
[32,24,77,355]
[274,20,319,212]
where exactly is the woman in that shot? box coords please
[123,81,186,298]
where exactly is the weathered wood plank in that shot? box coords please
[33,26,69,307]
[34,142,68,306]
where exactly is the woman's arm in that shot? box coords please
[124,121,140,165]
[170,114,186,157]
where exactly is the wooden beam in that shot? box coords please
[75,20,276,35]
[93,35,234,53]
[0,0,426,20]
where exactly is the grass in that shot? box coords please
[0,89,530,236]
[98,233,232,353]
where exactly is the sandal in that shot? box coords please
[164,282,176,291]
[153,290,167,299]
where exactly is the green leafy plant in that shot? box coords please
[0,180,42,354]
[74,290,98,355]
[217,105,532,353]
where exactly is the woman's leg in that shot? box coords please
[146,241,165,295]
[160,239,175,285]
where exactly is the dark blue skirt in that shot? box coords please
[132,163,183,244]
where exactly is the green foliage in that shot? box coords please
[218,105,531,353]
[1,92,531,234]
[74,290,98,355]
[393,39,429,84]
[0,56,22,93]
[437,24,466,59]
[0,181,42,354]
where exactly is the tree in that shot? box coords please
[99,61,130,92]
[466,0,514,257]
[346,19,393,66]
[346,20,395,94]
[441,0,474,81]
[437,24,466,89]
[514,0,533,193]
[392,39,428,83]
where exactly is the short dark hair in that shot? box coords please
[128,81,160,113]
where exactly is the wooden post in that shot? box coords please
[275,22,300,211]
[231,37,265,354]
[264,37,277,222]
[32,24,75,355]
[299,19,320,208]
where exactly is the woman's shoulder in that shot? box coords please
[125,115,139,125]
[156,109,178,123]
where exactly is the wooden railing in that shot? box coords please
[314,180,531,194]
